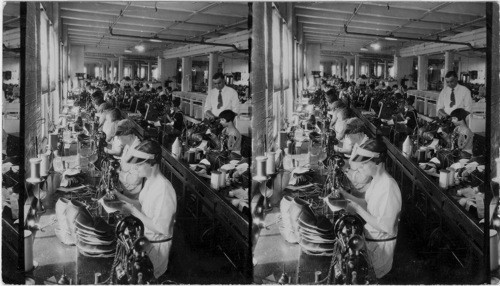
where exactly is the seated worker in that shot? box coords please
[166,97,185,133]
[112,140,176,280]
[334,118,369,156]
[105,119,143,199]
[450,108,473,157]
[327,139,401,279]
[204,73,239,118]
[102,109,124,161]
[219,109,242,155]
[334,107,354,140]
[402,96,419,131]
[328,100,346,130]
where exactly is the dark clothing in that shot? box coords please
[172,110,185,132]
[405,109,418,130]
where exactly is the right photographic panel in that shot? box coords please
[250,2,499,284]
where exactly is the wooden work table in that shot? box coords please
[352,108,484,271]
[131,119,252,278]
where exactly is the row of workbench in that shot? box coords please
[130,119,252,278]
[352,108,485,277]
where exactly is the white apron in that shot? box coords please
[138,174,177,278]
[363,170,402,278]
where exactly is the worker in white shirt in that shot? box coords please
[437,71,472,118]
[204,72,239,118]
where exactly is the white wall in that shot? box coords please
[2,57,20,84]
[458,56,486,84]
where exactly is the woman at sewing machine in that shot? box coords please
[104,119,143,199]
[165,97,185,133]
[111,140,177,280]
[450,108,473,157]
[327,139,402,279]
[219,109,242,155]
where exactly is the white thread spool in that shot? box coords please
[39,152,49,177]
[27,158,42,183]
[447,167,456,187]
[49,133,59,151]
[211,171,221,190]
[439,169,449,189]
[490,229,499,271]
[172,137,181,159]
[266,152,276,175]
[253,156,268,181]
[24,230,34,271]
[219,169,227,188]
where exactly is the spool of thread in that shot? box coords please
[266,152,276,175]
[295,145,301,155]
[495,156,500,182]
[447,167,456,187]
[491,229,499,271]
[28,158,42,183]
[314,271,322,283]
[219,169,227,188]
[211,171,221,190]
[172,138,181,159]
[186,151,195,164]
[439,169,449,189]
[49,133,59,151]
[24,230,34,272]
[253,156,268,181]
[286,141,293,154]
[39,152,49,177]
[417,149,426,162]
[280,131,288,149]
[195,149,202,161]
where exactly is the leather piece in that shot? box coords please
[77,234,115,246]
[298,217,334,235]
[299,232,336,244]
[55,198,75,245]
[76,230,115,243]
[279,196,299,243]
[299,239,336,253]
[65,200,93,239]
[75,216,114,235]
[77,239,116,252]
[288,197,317,236]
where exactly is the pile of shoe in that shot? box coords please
[279,196,336,256]
[55,198,116,257]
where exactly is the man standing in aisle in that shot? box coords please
[437,71,472,118]
[204,72,239,118]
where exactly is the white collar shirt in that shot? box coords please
[437,84,472,115]
[204,85,240,117]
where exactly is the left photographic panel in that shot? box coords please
[7,2,252,284]
[2,2,24,284]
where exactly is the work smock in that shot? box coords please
[363,170,402,279]
[138,173,177,278]
[118,136,142,199]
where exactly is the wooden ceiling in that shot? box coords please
[58,2,249,58]
[2,2,489,62]
[295,2,486,58]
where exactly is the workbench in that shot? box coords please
[131,120,252,278]
[352,108,484,277]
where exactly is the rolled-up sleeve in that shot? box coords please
[230,89,240,114]
[204,91,213,114]
[436,89,446,113]
[463,87,472,113]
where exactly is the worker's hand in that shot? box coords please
[104,147,109,154]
